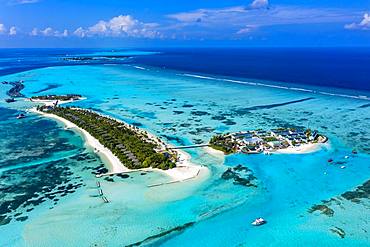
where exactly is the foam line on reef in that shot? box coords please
[180,73,370,101]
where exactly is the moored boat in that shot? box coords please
[17,113,26,119]
[252,217,266,226]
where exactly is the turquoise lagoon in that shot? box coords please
[0,63,369,246]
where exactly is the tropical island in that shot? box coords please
[63,55,130,61]
[2,80,25,102]
[31,94,82,101]
[209,128,328,155]
[38,105,177,170]
[30,95,206,183]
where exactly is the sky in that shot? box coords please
[0,0,369,48]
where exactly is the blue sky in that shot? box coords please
[0,0,369,47]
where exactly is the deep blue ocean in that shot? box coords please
[1,48,370,246]
[1,48,369,91]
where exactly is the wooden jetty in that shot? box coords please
[168,144,209,150]
[101,196,109,203]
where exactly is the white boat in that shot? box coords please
[16,113,26,119]
[252,217,266,226]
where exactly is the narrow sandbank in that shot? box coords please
[203,146,225,159]
[274,142,330,154]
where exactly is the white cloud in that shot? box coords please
[73,15,159,38]
[40,27,54,36]
[345,13,370,30]
[9,26,16,35]
[73,27,86,38]
[11,0,39,4]
[30,28,38,36]
[30,27,69,37]
[167,1,269,23]
[237,25,258,34]
[59,29,68,37]
[0,24,6,34]
[250,0,269,9]
[167,6,247,23]
[166,4,358,40]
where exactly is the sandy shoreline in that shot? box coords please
[204,142,328,157]
[29,99,206,182]
[28,97,87,107]
[203,146,225,159]
[30,108,129,173]
[274,142,329,154]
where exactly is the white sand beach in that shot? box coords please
[30,108,129,173]
[274,142,329,154]
[27,97,87,106]
[158,149,208,182]
[203,146,225,159]
[204,142,328,156]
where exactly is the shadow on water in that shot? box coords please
[234,97,314,115]
[32,83,61,94]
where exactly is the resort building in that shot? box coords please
[209,127,327,154]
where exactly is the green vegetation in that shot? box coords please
[263,136,278,142]
[209,127,327,155]
[209,135,236,154]
[31,94,82,101]
[45,106,176,170]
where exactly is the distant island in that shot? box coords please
[2,80,25,102]
[209,128,328,155]
[31,94,82,101]
[38,105,177,170]
[63,55,131,61]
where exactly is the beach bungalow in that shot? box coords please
[243,136,263,145]
[268,141,281,149]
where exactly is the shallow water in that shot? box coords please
[0,62,369,246]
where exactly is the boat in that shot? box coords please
[352,150,357,154]
[16,113,26,119]
[251,217,266,226]
[327,158,333,163]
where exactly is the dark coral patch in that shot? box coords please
[221,165,257,187]
[308,204,334,217]
[173,111,184,115]
[211,115,227,121]
[222,119,236,125]
[191,111,210,116]
[116,173,130,179]
[182,104,193,108]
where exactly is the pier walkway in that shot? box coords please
[168,144,209,149]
